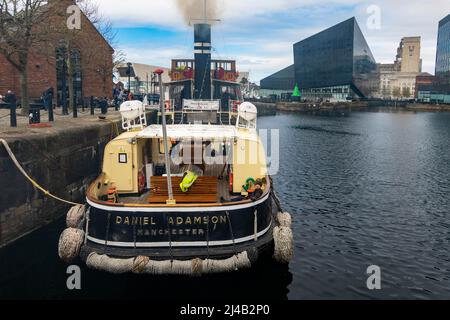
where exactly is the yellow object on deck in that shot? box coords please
[180,171,199,192]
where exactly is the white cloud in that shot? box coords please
[97,0,450,81]
[357,0,450,74]
[122,46,191,67]
[97,0,362,28]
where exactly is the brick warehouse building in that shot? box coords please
[0,0,114,106]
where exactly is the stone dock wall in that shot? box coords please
[0,119,121,247]
[252,101,450,115]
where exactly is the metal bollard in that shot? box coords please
[101,100,108,115]
[90,96,95,115]
[10,102,17,127]
[48,99,54,122]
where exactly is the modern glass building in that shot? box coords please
[293,17,379,101]
[416,14,450,103]
[260,64,295,98]
[435,14,450,92]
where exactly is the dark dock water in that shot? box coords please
[1,111,450,300]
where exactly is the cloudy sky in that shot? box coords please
[96,0,450,83]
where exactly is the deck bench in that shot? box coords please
[148,176,218,203]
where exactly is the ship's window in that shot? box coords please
[118,153,127,163]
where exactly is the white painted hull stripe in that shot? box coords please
[194,50,211,54]
[86,192,270,213]
[86,223,272,248]
[194,42,211,47]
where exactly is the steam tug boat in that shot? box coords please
[58,23,293,275]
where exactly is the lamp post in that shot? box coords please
[127,62,132,93]
[155,68,175,205]
[60,45,69,116]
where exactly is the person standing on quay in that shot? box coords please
[42,87,54,111]
[127,90,134,101]
[4,90,17,105]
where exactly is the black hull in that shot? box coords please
[82,193,274,261]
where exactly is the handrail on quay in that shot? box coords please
[0,102,17,127]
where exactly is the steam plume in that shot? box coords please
[176,0,220,25]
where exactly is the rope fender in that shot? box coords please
[66,205,86,228]
[58,228,85,263]
[269,178,294,264]
[85,251,252,276]
[273,212,294,264]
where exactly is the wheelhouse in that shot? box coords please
[87,124,269,207]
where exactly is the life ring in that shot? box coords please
[138,171,146,193]
[229,172,233,193]
[232,101,240,113]
[164,100,171,111]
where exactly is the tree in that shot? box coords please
[92,18,125,95]
[51,0,117,111]
[0,0,52,112]
[402,87,411,98]
[0,0,119,113]
[392,87,401,99]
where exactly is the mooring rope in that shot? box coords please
[225,211,237,255]
[84,207,90,245]
[0,138,82,206]
[206,217,211,259]
[254,209,258,241]
[105,212,112,250]
[269,176,283,212]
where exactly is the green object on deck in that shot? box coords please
[180,171,199,192]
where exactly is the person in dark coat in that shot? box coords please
[249,179,264,201]
[221,179,264,203]
[42,87,54,111]
[4,90,17,104]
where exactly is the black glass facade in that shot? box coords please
[435,14,450,92]
[293,17,379,99]
[260,65,295,90]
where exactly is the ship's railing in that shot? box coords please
[170,69,194,82]
[213,70,239,82]
[163,99,243,126]
[169,69,239,82]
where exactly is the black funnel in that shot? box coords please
[194,24,212,99]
